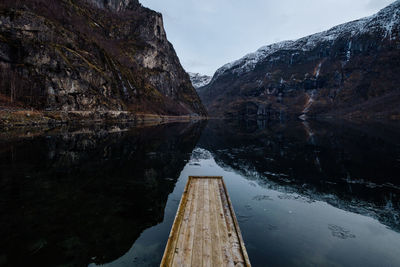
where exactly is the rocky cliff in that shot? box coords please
[199,1,400,120]
[0,0,206,124]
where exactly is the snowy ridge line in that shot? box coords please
[210,0,400,83]
[188,72,212,88]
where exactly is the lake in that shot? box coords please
[0,120,399,266]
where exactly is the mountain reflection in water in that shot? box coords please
[0,119,399,267]
[0,122,205,267]
[199,120,400,232]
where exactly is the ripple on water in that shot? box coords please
[328,224,356,239]
[252,195,274,201]
[278,193,315,204]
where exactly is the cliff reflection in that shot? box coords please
[198,120,400,232]
[0,122,205,267]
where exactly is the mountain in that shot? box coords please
[199,1,400,120]
[0,0,206,125]
[188,72,212,89]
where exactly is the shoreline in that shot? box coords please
[1,108,397,130]
[0,109,207,129]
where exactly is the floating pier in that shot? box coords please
[161,176,251,267]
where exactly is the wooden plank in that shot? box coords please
[221,178,251,266]
[218,179,244,265]
[161,176,251,267]
[191,177,204,266]
[181,178,200,266]
[202,179,212,266]
[172,179,195,266]
[212,178,234,267]
[209,179,224,266]
[160,176,192,266]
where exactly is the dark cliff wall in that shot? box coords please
[0,0,206,116]
[200,1,400,120]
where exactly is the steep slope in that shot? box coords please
[188,72,212,89]
[200,1,400,120]
[0,0,206,125]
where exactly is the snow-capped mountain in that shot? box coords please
[212,0,400,82]
[200,0,400,119]
[188,72,212,89]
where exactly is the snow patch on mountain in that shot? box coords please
[188,72,212,89]
[211,0,400,83]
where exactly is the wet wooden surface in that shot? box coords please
[161,176,251,267]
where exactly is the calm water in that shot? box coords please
[0,120,399,266]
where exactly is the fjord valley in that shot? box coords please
[197,0,400,120]
[1,1,400,267]
[0,0,206,127]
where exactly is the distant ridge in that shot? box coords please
[188,72,212,89]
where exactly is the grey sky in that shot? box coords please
[140,0,395,75]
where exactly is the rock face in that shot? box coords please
[188,72,212,89]
[85,0,139,12]
[199,1,400,119]
[0,0,206,116]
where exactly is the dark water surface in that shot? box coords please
[0,120,399,266]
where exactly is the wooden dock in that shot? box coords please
[161,176,251,267]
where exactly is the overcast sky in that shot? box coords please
[140,0,394,76]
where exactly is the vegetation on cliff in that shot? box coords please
[0,0,206,125]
